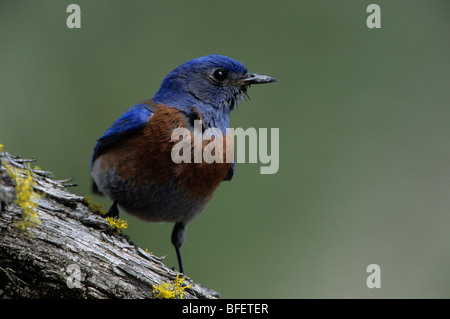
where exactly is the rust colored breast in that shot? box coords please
[97,103,234,200]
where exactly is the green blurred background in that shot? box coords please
[1,0,449,298]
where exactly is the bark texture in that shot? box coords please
[0,151,219,299]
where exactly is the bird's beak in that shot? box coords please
[238,73,277,85]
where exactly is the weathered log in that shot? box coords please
[0,151,219,299]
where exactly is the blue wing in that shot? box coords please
[90,103,155,169]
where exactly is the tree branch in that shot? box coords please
[0,151,219,299]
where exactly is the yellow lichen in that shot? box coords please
[3,161,42,232]
[153,274,192,299]
[105,216,128,235]
[85,196,128,234]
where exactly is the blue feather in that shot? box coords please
[90,103,154,169]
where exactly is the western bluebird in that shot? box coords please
[90,55,276,273]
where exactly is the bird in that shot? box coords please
[90,55,276,274]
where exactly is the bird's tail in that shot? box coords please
[91,180,103,196]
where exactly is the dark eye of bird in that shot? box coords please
[212,69,227,82]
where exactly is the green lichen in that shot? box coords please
[84,195,107,215]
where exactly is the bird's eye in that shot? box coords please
[211,69,227,82]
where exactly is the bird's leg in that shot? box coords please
[106,201,119,218]
[105,201,135,244]
[171,222,186,274]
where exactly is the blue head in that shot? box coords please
[152,55,276,132]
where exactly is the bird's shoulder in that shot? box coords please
[91,100,164,167]
[97,100,157,146]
